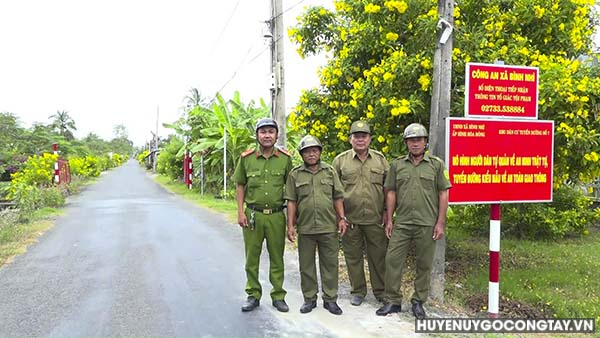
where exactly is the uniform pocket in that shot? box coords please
[370,167,385,185]
[320,177,334,194]
[419,173,435,191]
[296,180,310,197]
[247,170,262,188]
[341,168,359,186]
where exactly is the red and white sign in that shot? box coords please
[446,118,554,204]
[465,63,539,119]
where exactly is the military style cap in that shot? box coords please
[403,123,428,139]
[255,118,278,132]
[298,135,322,152]
[350,120,371,134]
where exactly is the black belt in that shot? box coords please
[247,204,285,214]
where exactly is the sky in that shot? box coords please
[0,0,329,147]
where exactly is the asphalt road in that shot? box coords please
[0,160,418,338]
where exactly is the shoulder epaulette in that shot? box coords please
[370,149,386,158]
[276,146,291,157]
[241,148,255,158]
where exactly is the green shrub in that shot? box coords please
[449,185,600,239]
[157,138,184,180]
[70,156,102,177]
[7,153,57,199]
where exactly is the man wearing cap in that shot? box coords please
[234,117,293,313]
[376,123,451,319]
[332,120,389,306]
[285,134,348,315]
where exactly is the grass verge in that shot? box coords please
[0,207,62,266]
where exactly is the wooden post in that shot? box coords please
[428,0,454,302]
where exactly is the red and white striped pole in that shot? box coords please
[187,151,193,190]
[53,143,60,184]
[488,204,501,318]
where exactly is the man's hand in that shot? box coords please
[432,222,445,240]
[384,220,394,239]
[338,219,347,237]
[287,226,296,242]
[238,212,248,228]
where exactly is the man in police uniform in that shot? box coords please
[376,123,451,319]
[332,120,389,306]
[284,135,348,315]
[234,118,293,313]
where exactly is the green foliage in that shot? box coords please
[166,91,271,195]
[289,0,600,184]
[137,150,150,165]
[7,153,57,199]
[69,156,102,177]
[157,136,184,180]
[450,185,600,238]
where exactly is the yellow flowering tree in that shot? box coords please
[288,0,600,186]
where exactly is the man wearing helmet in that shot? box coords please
[376,123,451,319]
[234,117,293,313]
[284,135,348,315]
[332,120,389,306]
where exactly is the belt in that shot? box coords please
[247,204,285,214]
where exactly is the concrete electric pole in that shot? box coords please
[429,0,454,302]
[268,0,286,147]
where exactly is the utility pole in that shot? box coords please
[429,0,454,302]
[269,0,286,147]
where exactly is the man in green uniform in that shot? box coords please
[284,135,348,315]
[333,120,389,306]
[376,123,451,319]
[234,118,293,313]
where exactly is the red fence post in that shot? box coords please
[488,204,501,318]
[188,151,193,190]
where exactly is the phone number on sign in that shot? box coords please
[480,105,525,114]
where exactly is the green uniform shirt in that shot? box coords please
[384,154,452,226]
[333,148,389,225]
[233,147,293,209]
[284,162,344,234]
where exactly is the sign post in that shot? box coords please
[449,62,552,318]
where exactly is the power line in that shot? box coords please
[208,0,242,57]
[271,0,307,21]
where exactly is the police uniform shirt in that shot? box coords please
[333,148,389,225]
[284,162,344,234]
[384,154,452,226]
[233,147,293,209]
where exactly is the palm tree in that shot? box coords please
[49,110,77,141]
[183,88,210,112]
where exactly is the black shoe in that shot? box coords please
[350,295,364,306]
[376,303,401,316]
[300,300,317,313]
[241,296,259,312]
[272,300,289,312]
[412,301,426,319]
[323,301,343,315]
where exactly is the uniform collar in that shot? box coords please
[351,148,371,159]
[402,153,432,162]
[256,146,279,158]
[300,161,327,172]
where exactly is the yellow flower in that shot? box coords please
[319,8,327,16]
[382,146,389,153]
[364,3,381,13]
[386,32,399,41]
[366,111,375,119]
[380,98,387,105]
[377,135,385,143]
[384,1,408,13]
[534,5,545,18]
[383,72,394,81]
[418,74,431,91]
[420,59,432,69]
